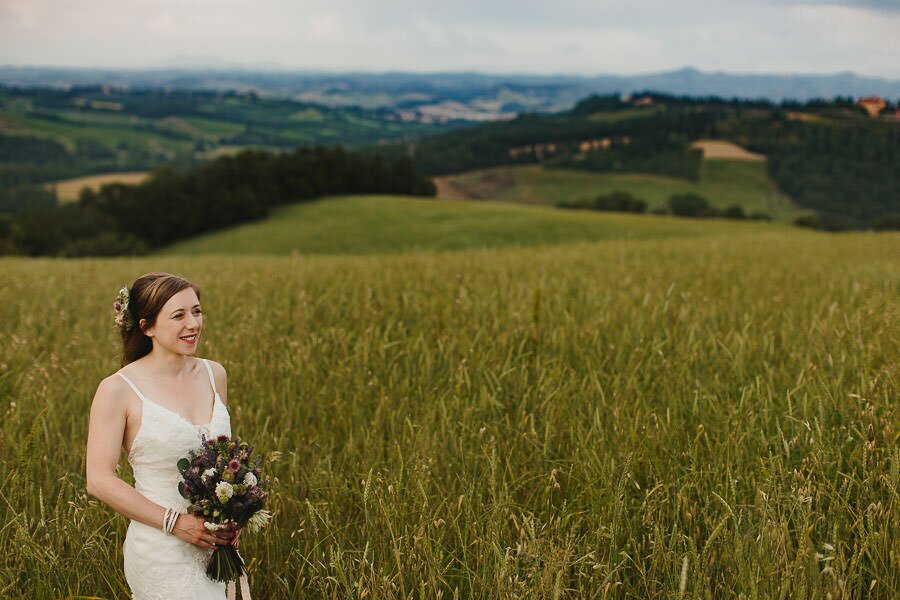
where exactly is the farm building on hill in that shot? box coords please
[857,96,886,117]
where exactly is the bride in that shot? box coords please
[86,272,239,599]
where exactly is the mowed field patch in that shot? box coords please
[54,171,150,202]
[690,139,766,161]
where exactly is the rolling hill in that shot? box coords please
[0,85,453,190]
[404,92,898,228]
[435,159,800,220]
[158,194,789,256]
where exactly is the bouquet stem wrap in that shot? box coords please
[224,548,252,600]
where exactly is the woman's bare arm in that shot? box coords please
[85,375,234,549]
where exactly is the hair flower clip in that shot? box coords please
[113,286,134,332]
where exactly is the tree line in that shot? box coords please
[0,146,435,257]
[399,93,899,229]
[557,190,773,221]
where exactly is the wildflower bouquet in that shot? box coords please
[177,435,272,583]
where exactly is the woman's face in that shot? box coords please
[143,287,203,355]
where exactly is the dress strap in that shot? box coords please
[116,371,148,402]
[201,358,218,396]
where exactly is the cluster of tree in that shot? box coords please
[664,193,770,219]
[403,107,712,179]
[794,212,900,232]
[0,133,191,189]
[758,122,898,229]
[403,93,788,176]
[557,190,773,221]
[0,135,69,163]
[0,146,435,257]
[0,183,57,213]
[0,85,451,189]
[557,191,647,213]
[548,143,702,181]
[398,93,898,228]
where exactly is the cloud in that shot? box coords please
[0,0,898,77]
[0,0,37,29]
[777,0,900,9]
[310,14,338,37]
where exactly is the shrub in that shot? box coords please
[556,198,595,210]
[593,191,647,213]
[557,191,647,214]
[793,213,820,229]
[872,213,900,231]
[723,204,746,219]
[668,193,711,217]
[0,184,58,214]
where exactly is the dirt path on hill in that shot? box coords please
[433,176,475,199]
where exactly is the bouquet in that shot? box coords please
[177,434,272,583]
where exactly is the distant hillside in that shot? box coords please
[436,160,800,221]
[0,147,435,257]
[2,67,898,118]
[0,85,453,189]
[400,93,899,229]
[158,194,786,256]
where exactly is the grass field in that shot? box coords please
[587,106,663,122]
[158,194,786,256]
[0,112,193,153]
[54,171,151,202]
[0,88,451,185]
[0,229,897,598]
[689,140,766,161]
[437,160,799,220]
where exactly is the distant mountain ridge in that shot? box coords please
[1,66,898,116]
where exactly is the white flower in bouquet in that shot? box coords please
[243,472,257,487]
[202,468,216,482]
[246,509,272,534]
[215,481,234,504]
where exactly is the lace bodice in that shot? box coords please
[115,358,231,600]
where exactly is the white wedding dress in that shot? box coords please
[115,358,231,600]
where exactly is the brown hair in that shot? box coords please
[120,272,201,366]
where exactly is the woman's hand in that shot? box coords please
[172,514,236,550]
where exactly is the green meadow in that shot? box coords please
[441,161,800,220]
[158,195,786,256]
[1,223,897,597]
[0,112,193,153]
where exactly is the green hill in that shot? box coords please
[0,86,450,189]
[438,160,800,220]
[406,93,898,228]
[158,194,787,256]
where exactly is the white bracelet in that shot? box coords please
[168,510,179,533]
[163,507,173,534]
[162,507,171,534]
[162,507,179,534]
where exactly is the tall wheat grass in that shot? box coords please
[0,231,897,598]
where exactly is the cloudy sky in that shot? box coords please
[2,0,899,78]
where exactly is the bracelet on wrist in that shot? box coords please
[162,507,180,534]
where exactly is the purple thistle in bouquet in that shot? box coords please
[177,435,272,583]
